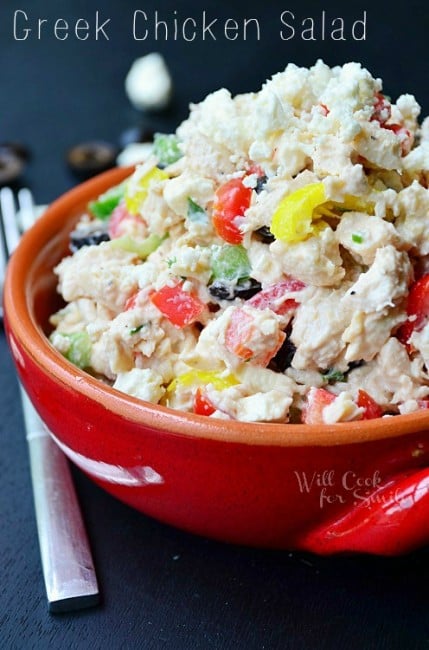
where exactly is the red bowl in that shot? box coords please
[4,167,429,555]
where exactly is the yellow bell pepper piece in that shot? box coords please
[270,183,374,244]
[167,370,239,394]
[125,167,168,215]
[313,203,338,219]
[310,219,329,236]
[313,197,374,220]
[270,183,326,243]
[337,194,374,214]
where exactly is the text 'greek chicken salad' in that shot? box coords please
[49,61,429,424]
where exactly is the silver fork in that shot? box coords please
[0,187,99,613]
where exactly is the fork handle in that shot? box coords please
[22,387,99,612]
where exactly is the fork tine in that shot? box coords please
[17,187,37,231]
[0,187,21,255]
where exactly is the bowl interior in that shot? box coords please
[31,210,75,333]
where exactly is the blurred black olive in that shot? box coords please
[234,278,262,299]
[347,359,365,371]
[208,278,262,301]
[269,337,296,373]
[70,222,110,251]
[0,150,25,186]
[254,226,275,244]
[66,141,118,180]
[208,281,234,300]
[0,141,31,162]
[255,174,267,193]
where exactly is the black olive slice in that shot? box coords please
[254,226,275,244]
[208,281,234,300]
[268,337,297,373]
[70,222,110,252]
[233,278,262,299]
[255,174,268,193]
[208,278,262,301]
[347,359,365,371]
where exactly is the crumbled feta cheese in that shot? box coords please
[323,391,364,424]
[113,368,165,403]
[50,60,429,424]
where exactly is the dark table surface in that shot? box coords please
[1,1,429,648]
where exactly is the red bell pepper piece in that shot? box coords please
[224,307,285,366]
[302,387,336,425]
[397,274,429,350]
[124,290,141,310]
[108,203,147,239]
[246,163,265,177]
[247,278,306,315]
[356,389,383,420]
[225,308,255,361]
[370,92,392,125]
[212,178,252,244]
[193,387,216,416]
[150,283,205,328]
[383,123,413,156]
[369,93,412,156]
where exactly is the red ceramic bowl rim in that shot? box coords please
[5,167,429,447]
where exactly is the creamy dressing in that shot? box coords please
[50,61,429,424]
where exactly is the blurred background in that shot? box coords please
[0,0,428,202]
